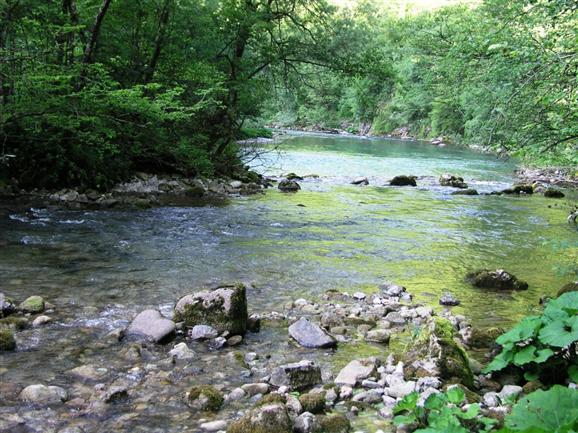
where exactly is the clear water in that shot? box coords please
[1,134,576,432]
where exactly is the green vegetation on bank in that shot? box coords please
[1,0,576,190]
[263,0,578,167]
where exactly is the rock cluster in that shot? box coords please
[440,174,468,189]
[466,269,529,290]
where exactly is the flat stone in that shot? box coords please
[20,384,67,405]
[384,311,405,325]
[32,315,52,327]
[67,365,107,381]
[189,324,219,340]
[352,389,383,403]
[386,381,416,398]
[200,420,227,432]
[288,318,336,349]
[126,309,175,343]
[227,388,246,401]
[335,358,377,387]
[270,360,322,391]
[241,383,270,396]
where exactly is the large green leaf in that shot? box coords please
[446,386,465,405]
[505,385,578,433]
[483,348,515,373]
[394,391,419,414]
[497,316,542,345]
[544,293,578,322]
[538,316,578,348]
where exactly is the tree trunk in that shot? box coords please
[64,0,79,64]
[143,0,171,84]
[82,0,113,64]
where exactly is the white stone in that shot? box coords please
[200,420,227,432]
[169,342,196,360]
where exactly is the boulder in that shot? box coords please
[544,188,565,198]
[452,189,478,196]
[189,324,219,340]
[501,184,533,194]
[228,403,292,433]
[0,293,15,317]
[389,175,417,187]
[351,177,369,186]
[286,173,304,181]
[365,329,390,344]
[335,358,377,387]
[187,385,224,411]
[439,292,460,306]
[0,327,16,351]
[557,281,578,298]
[294,412,322,433]
[318,414,351,433]
[278,179,301,192]
[466,269,528,290]
[440,174,468,189]
[288,318,336,349]
[126,309,175,343]
[19,295,45,314]
[406,318,474,388]
[20,384,67,405]
[299,392,326,414]
[174,284,248,335]
[270,360,322,391]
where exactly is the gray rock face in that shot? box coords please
[335,358,377,387]
[439,292,460,306]
[288,318,336,349]
[294,412,321,433]
[174,284,248,335]
[126,309,175,343]
[228,403,292,433]
[278,179,301,192]
[189,324,218,340]
[466,269,528,290]
[270,360,322,391]
[20,384,68,405]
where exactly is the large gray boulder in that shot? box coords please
[289,318,336,349]
[228,403,292,433]
[126,309,175,343]
[20,384,67,405]
[174,284,248,335]
[270,360,322,391]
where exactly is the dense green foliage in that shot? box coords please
[264,0,578,166]
[0,0,351,189]
[483,292,578,384]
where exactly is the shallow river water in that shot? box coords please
[0,133,576,433]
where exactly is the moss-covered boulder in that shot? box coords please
[0,315,29,330]
[440,174,468,189]
[228,403,292,433]
[299,392,326,414]
[543,188,565,198]
[501,184,533,195]
[19,295,45,314]
[467,327,504,349]
[174,284,248,335]
[466,269,528,290]
[407,318,474,388]
[318,413,351,433]
[0,292,16,318]
[0,327,16,351]
[557,281,578,298]
[187,385,224,412]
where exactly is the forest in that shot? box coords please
[0,0,576,191]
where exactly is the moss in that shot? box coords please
[0,316,29,330]
[187,385,224,411]
[318,413,351,433]
[19,295,45,314]
[0,327,16,351]
[233,351,249,369]
[468,327,504,349]
[298,392,326,414]
[544,188,564,198]
[228,403,292,433]
[255,393,286,407]
[522,380,545,394]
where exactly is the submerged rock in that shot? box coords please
[439,292,460,306]
[174,284,248,335]
[543,188,565,198]
[270,360,322,391]
[452,189,478,195]
[228,403,292,433]
[126,309,176,343]
[389,175,417,187]
[335,358,377,387]
[351,177,369,186]
[288,318,337,349]
[19,295,45,314]
[20,384,68,405]
[501,184,533,195]
[466,269,528,290]
[0,327,16,351]
[440,174,468,189]
[278,179,301,192]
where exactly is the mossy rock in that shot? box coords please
[502,184,533,195]
[19,296,45,314]
[0,327,16,351]
[174,284,248,335]
[187,385,224,412]
[557,282,578,298]
[390,175,417,187]
[255,393,286,407]
[0,316,29,331]
[228,403,292,433]
[466,269,528,291]
[543,188,564,198]
[318,413,351,433]
[298,391,326,414]
[468,327,504,349]
[0,293,16,318]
